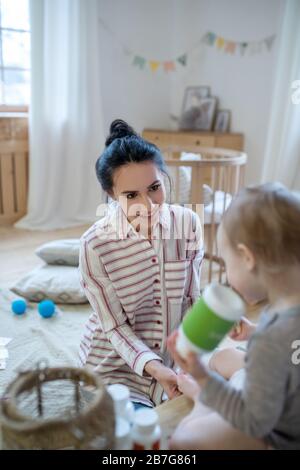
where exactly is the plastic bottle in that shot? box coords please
[114,417,132,450]
[107,384,135,425]
[131,408,161,450]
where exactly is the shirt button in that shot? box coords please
[154,343,160,348]
[154,279,160,284]
[157,320,161,324]
[151,258,157,263]
[155,300,160,305]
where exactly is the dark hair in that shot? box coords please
[95,119,170,192]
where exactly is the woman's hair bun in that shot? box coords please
[105,119,138,147]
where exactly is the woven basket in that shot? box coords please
[0,366,115,450]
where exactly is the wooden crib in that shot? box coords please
[162,146,247,286]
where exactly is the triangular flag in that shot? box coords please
[216,37,225,49]
[265,35,275,50]
[208,32,216,45]
[149,61,160,72]
[177,54,187,66]
[224,41,236,54]
[249,42,261,55]
[163,61,175,72]
[203,32,216,45]
[239,42,248,56]
[132,56,146,69]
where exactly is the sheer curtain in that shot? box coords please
[16,0,106,230]
[261,0,300,190]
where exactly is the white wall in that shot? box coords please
[98,0,175,132]
[98,0,285,184]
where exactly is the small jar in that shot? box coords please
[107,384,135,425]
[131,408,161,450]
[114,417,132,450]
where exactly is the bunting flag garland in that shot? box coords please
[202,32,276,57]
[130,54,187,72]
[98,17,276,73]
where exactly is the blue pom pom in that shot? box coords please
[12,299,27,315]
[38,300,56,318]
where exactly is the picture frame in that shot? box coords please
[185,86,210,100]
[179,87,217,131]
[214,110,231,133]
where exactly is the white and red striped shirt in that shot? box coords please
[78,202,203,406]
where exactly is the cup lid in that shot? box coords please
[203,283,245,321]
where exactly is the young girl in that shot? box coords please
[78,120,203,408]
[168,183,300,450]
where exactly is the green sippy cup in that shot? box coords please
[176,283,245,358]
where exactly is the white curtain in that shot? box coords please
[261,0,300,190]
[16,0,106,231]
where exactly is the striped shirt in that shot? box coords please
[78,202,203,406]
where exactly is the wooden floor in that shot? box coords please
[0,224,90,289]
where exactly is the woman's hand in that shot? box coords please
[156,367,182,399]
[144,360,181,399]
[167,330,209,387]
[229,316,256,341]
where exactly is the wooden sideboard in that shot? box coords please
[0,116,28,225]
[142,128,244,152]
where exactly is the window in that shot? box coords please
[0,0,30,110]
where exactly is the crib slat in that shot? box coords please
[163,147,247,286]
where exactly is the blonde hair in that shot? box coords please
[222,182,300,270]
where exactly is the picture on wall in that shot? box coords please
[179,87,217,131]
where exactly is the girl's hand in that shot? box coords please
[177,372,201,401]
[229,316,256,341]
[167,331,209,386]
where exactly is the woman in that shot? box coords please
[79,119,203,407]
